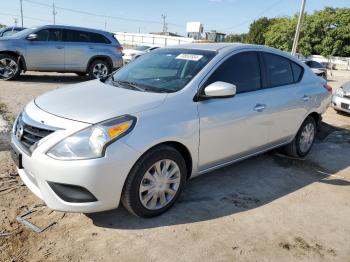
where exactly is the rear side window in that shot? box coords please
[65,30,90,42]
[207,52,261,93]
[89,32,110,44]
[291,62,303,82]
[263,53,294,87]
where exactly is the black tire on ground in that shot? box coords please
[0,54,22,80]
[88,59,111,79]
[121,145,187,217]
[76,72,87,77]
[284,116,317,158]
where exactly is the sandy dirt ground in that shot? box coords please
[0,70,350,262]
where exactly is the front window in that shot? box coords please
[109,49,216,93]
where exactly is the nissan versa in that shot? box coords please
[10,44,332,217]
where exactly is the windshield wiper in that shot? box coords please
[113,80,146,92]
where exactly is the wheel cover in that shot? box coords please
[92,63,108,79]
[299,122,315,153]
[139,159,181,210]
[0,58,18,79]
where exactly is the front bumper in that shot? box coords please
[11,135,140,213]
[10,104,141,213]
[331,95,350,114]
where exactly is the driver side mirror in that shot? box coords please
[195,81,236,101]
[26,34,37,41]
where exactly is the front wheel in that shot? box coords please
[284,116,316,158]
[0,54,21,80]
[121,146,187,217]
[88,59,111,79]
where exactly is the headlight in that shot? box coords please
[335,87,344,97]
[47,115,136,160]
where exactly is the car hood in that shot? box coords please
[341,81,350,93]
[34,80,167,124]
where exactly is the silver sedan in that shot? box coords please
[10,43,332,217]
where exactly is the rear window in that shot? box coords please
[263,53,298,87]
[90,32,110,44]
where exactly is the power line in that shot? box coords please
[223,0,284,31]
[0,11,51,23]
[22,0,185,29]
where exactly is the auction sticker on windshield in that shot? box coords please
[176,54,203,61]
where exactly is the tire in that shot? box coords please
[0,54,21,80]
[121,145,187,217]
[284,116,316,158]
[88,59,111,79]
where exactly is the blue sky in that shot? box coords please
[1,0,349,35]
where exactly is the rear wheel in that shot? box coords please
[88,59,111,79]
[121,146,187,217]
[284,116,316,158]
[0,54,21,80]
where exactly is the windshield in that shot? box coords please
[110,48,216,93]
[4,28,36,39]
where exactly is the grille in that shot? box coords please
[15,116,54,152]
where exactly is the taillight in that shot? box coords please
[117,46,123,54]
[323,83,332,93]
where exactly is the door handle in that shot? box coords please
[89,46,94,49]
[254,104,266,112]
[56,46,64,49]
[302,95,310,101]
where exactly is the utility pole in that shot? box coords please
[161,14,168,34]
[19,0,24,27]
[52,2,57,25]
[104,22,107,30]
[291,0,306,56]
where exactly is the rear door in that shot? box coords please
[197,51,272,171]
[25,28,64,70]
[260,52,308,144]
[63,29,94,71]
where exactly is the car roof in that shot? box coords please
[38,25,111,35]
[166,43,283,54]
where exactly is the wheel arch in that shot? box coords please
[86,55,113,72]
[0,51,27,71]
[132,141,193,180]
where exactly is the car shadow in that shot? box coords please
[87,123,350,229]
[16,73,89,84]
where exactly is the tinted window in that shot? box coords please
[65,30,91,42]
[310,61,323,68]
[291,62,303,82]
[264,53,294,87]
[89,32,110,43]
[207,52,261,93]
[35,29,62,41]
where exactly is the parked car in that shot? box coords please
[0,25,123,80]
[10,43,332,217]
[0,26,26,38]
[304,60,327,80]
[332,81,350,114]
[123,45,159,64]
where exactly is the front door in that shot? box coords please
[25,28,64,71]
[197,51,271,171]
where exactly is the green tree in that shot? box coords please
[225,33,247,43]
[246,17,273,45]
